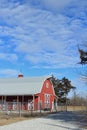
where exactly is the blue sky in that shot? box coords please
[0,0,87,96]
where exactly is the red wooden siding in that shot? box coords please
[37,79,55,110]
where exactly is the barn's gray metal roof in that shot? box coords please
[0,76,52,96]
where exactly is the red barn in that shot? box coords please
[0,75,57,111]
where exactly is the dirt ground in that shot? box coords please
[78,111,87,129]
[73,111,87,129]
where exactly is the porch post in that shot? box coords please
[33,95,34,111]
[17,96,19,110]
[4,96,7,111]
[1,96,3,110]
[22,95,24,110]
[2,96,3,103]
[4,96,7,103]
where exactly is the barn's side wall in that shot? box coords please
[37,79,56,110]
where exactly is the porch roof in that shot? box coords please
[0,76,51,96]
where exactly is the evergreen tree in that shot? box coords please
[50,76,75,104]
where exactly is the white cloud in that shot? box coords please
[28,0,74,12]
[0,69,19,77]
[25,50,79,68]
[0,53,18,62]
[41,0,73,12]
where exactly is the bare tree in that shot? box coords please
[69,92,87,106]
[78,44,87,80]
[78,44,87,112]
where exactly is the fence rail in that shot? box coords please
[57,105,87,111]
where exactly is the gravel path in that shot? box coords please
[0,112,86,130]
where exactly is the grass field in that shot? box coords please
[57,105,87,111]
[67,106,87,111]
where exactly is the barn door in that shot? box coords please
[44,94,50,110]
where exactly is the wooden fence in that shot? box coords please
[57,105,87,111]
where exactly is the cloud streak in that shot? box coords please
[0,53,18,62]
[0,69,19,77]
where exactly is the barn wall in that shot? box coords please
[38,79,55,110]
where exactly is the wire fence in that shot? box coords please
[0,102,87,111]
[0,101,58,119]
[1,102,87,110]
[0,101,57,117]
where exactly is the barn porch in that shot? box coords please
[0,95,39,111]
[0,95,57,111]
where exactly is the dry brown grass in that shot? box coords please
[67,106,87,111]
[0,111,51,126]
[0,117,28,126]
[0,112,32,126]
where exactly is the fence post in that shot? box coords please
[65,94,67,112]
[40,102,41,114]
[30,102,33,116]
